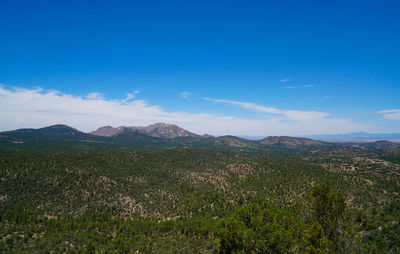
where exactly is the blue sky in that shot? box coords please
[0,0,399,135]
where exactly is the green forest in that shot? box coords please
[1,148,399,253]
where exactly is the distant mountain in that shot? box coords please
[260,136,327,147]
[90,123,202,138]
[129,123,202,138]
[0,124,167,153]
[213,136,258,148]
[238,135,267,140]
[3,124,87,137]
[305,132,400,142]
[1,124,399,153]
[88,126,126,137]
[0,124,96,152]
[359,140,400,151]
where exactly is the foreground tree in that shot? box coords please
[309,183,346,245]
[295,183,361,253]
[216,203,300,253]
[216,183,361,253]
[215,202,332,253]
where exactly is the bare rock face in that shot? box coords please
[127,123,201,138]
[89,126,125,137]
[90,123,202,138]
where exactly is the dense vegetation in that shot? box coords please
[1,147,399,252]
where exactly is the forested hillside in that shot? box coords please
[1,148,399,252]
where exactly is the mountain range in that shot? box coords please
[90,123,211,138]
[304,132,400,142]
[0,123,399,153]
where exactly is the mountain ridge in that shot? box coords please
[305,132,400,142]
[3,124,87,137]
[260,136,327,147]
[90,123,207,138]
[1,124,400,153]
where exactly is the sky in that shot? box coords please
[0,0,399,136]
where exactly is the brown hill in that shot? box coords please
[260,136,326,147]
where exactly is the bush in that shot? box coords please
[216,202,308,253]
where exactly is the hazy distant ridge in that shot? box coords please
[304,132,400,142]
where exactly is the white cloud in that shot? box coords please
[203,98,329,121]
[0,86,372,136]
[285,84,315,89]
[121,91,139,104]
[377,109,400,120]
[201,97,371,134]
[86,92,104,100]
[280,79,289,83]
[180,91,191,99]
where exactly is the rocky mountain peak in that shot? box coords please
[90,123,202,138]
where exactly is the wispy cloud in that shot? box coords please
[280,79,289,83]
[0,86,372,135]
[203,98,329,121]
[180,91,191,99]
[377,109,400,120]
[285,83,316,89]
[121,91,139,104]
[86,92,104,100]
[202,97,371,134]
